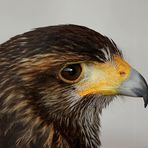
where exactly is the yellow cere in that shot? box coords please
[77,55,131,97]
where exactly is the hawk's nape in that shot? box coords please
[0,24,147,148]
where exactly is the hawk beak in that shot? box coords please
[118,68,148,108]
[78,55,148,107]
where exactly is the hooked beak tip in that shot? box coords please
[144,95,148,108]
[118,68,148,108]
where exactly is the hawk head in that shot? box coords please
[0,24,147,147]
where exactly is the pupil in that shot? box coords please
[64,66,76,75]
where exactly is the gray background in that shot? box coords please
[0,0,148,148]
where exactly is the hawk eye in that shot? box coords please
[59,63,83,83]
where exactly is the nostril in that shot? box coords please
[119,71,126,76]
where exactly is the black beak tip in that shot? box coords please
[144,96,148,108]
[144,103,147,108]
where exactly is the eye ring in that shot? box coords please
[58,63,84,84]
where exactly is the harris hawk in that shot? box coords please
[0,24,148,148]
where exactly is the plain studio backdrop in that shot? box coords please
[0,0,148,148]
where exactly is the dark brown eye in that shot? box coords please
[59,63,83,83]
